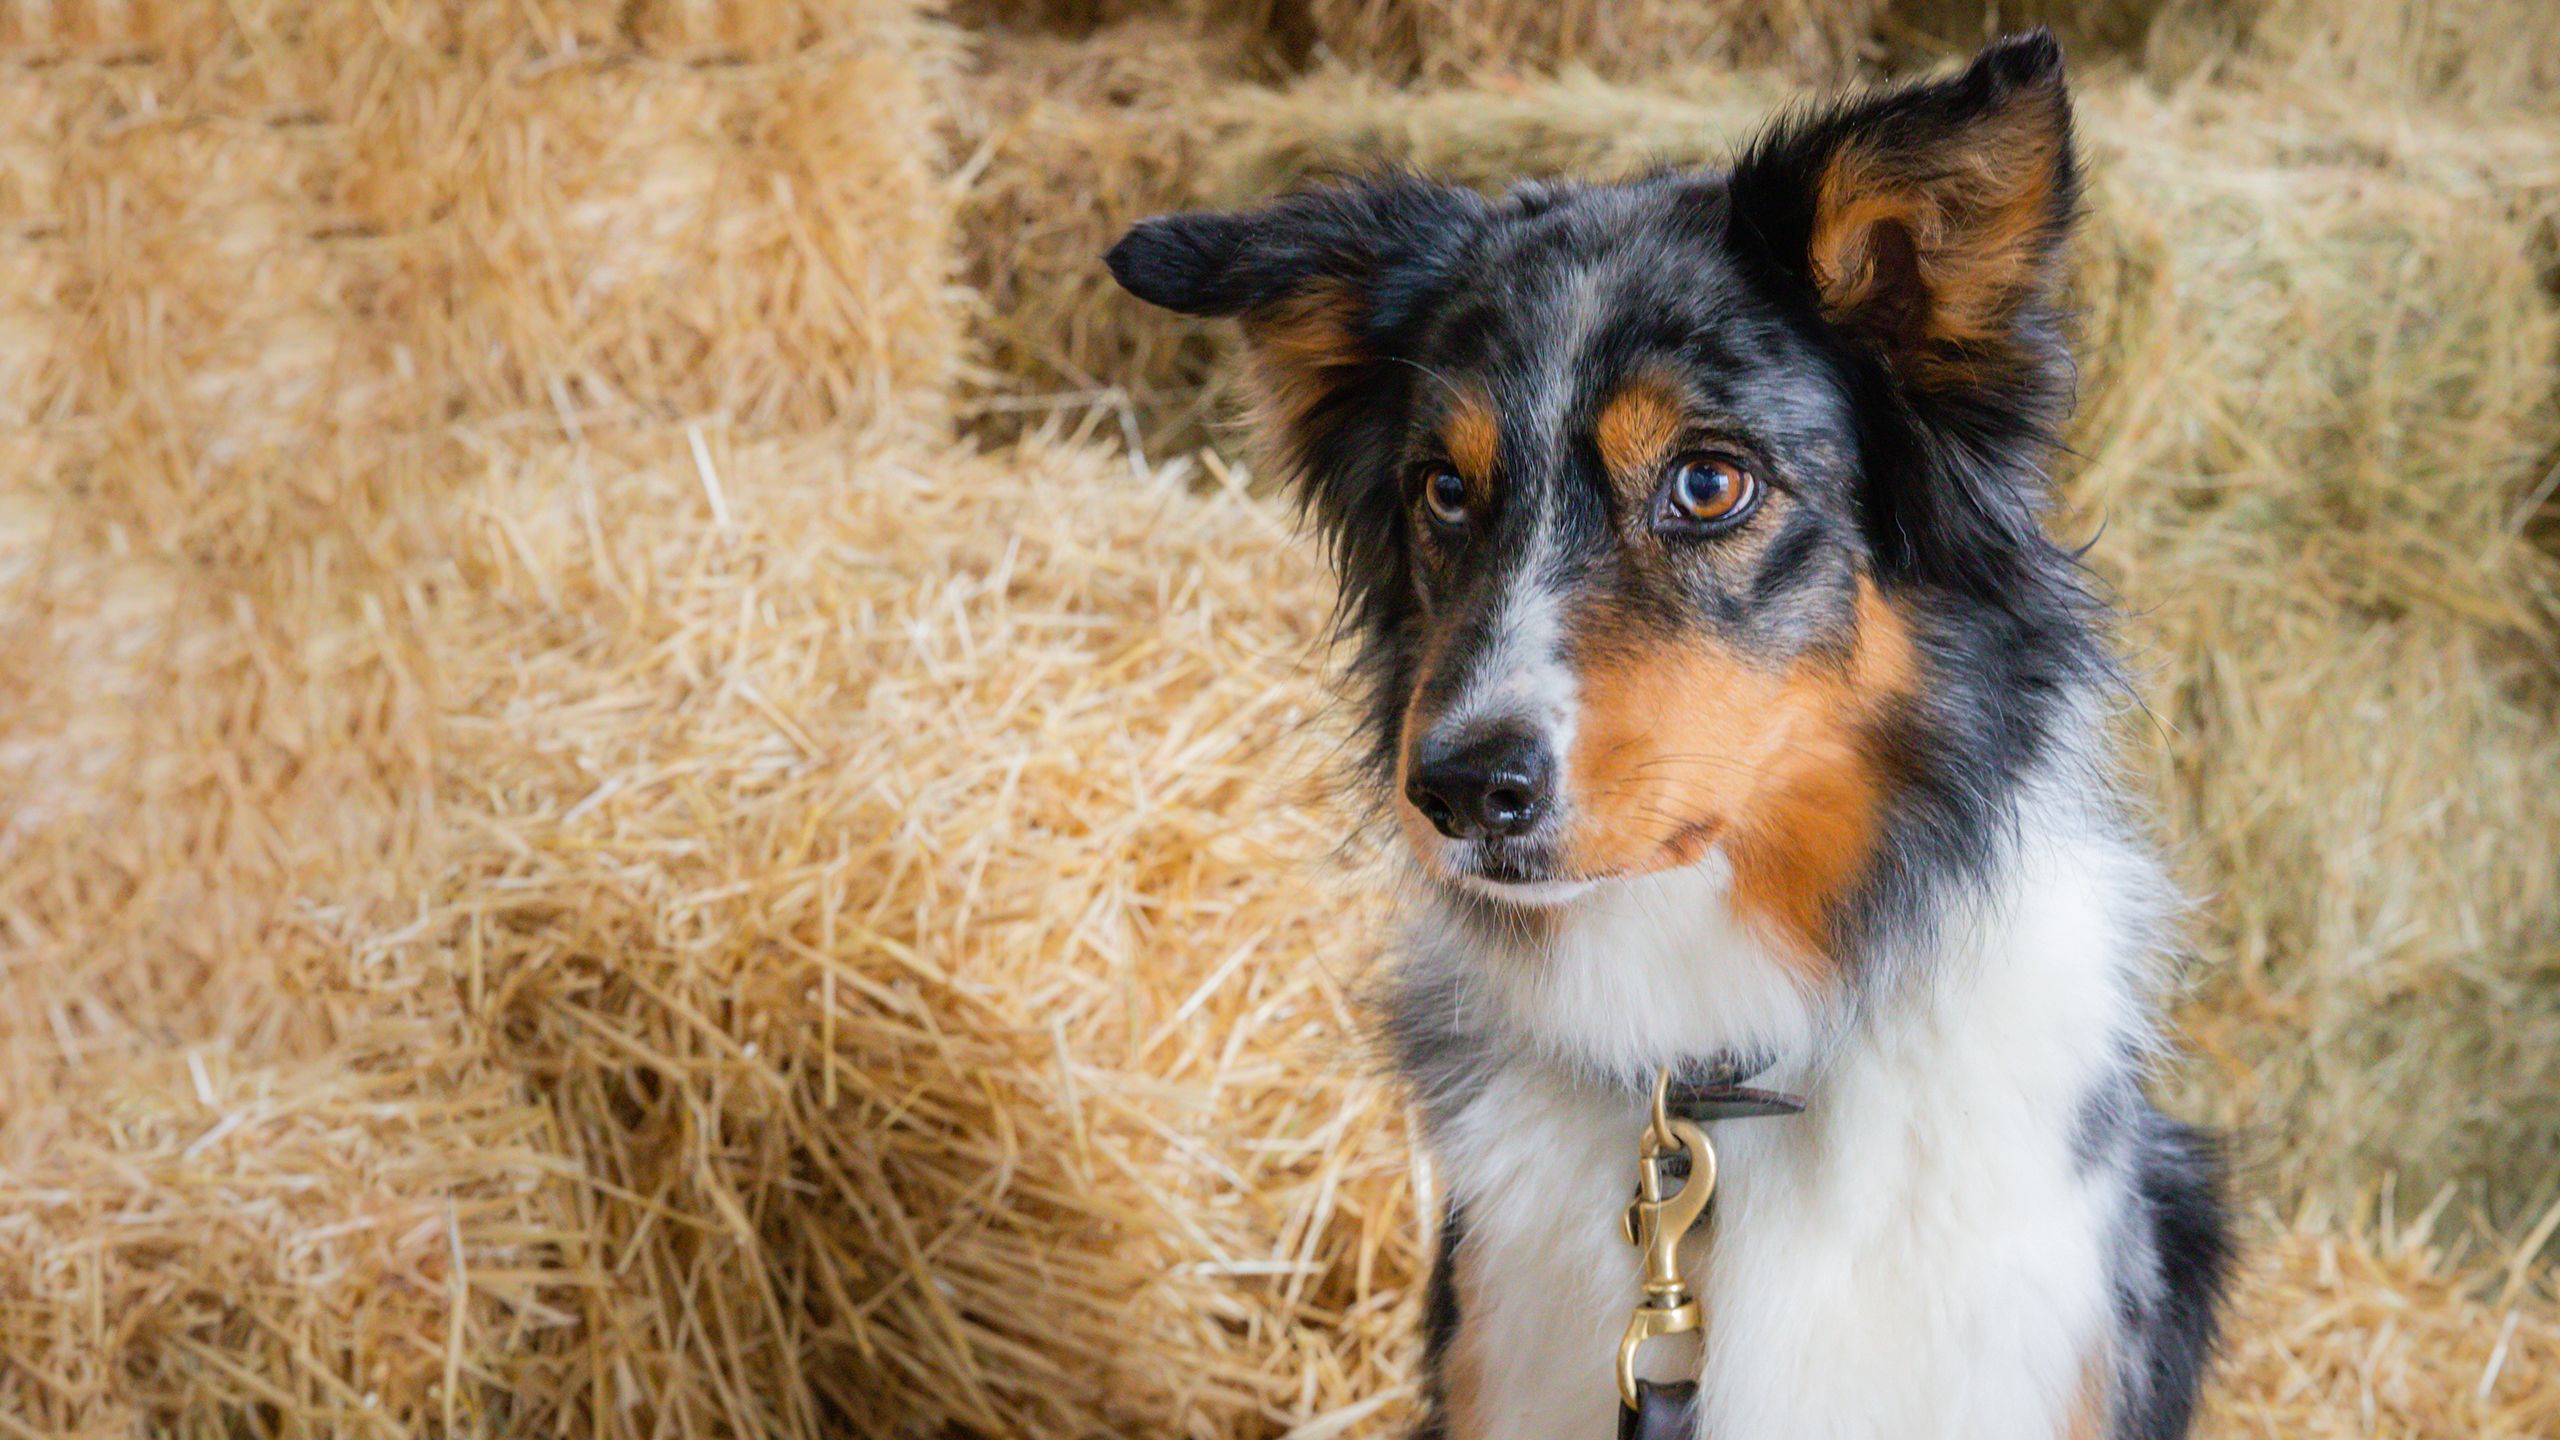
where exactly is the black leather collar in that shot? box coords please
[1659,1053,1807,1123]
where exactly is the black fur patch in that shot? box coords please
[1415,1203,1468,1439]
[2112,1114,2235,1439]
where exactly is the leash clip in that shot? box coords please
[1616,1069,1717,1411]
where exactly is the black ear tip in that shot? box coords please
[1101,220,1164,293]
[1104,212,1249,315]
[1983,28,2064,84]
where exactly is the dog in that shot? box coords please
[1106,31,2229,1440]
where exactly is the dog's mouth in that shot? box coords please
[1428,837,1581,905]
[1428,817,1726,911]
[1448,853,1596,910]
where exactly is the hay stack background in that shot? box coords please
[2,0,2554,1436]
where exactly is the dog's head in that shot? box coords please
[1107,34,2099,952]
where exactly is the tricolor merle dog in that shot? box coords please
[1106,32,2229,1440]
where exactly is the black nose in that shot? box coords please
[1407,729,1555,841]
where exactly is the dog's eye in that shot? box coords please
[1422,469,1472,529]
[1658,453,1760,535]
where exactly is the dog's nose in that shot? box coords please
[1407,728,1554,841]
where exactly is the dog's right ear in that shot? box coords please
[1106,178,1485,436]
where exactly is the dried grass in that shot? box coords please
[953,22,1260,444]
[954,0,1876,83]
[1286,0,1880,84]
[2062,84,2560,1217]
[2221,0,2560,115]
[338,2,963,434]
[409,423,1414,1435]
[2207,1196,2560,1437]
[2,1,2555,1436]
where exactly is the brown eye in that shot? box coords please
[1659,452,1760,534]
[1422,469,1472,528]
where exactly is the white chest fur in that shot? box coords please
[1410,817,2152,1440]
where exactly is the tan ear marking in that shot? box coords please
[1805,84,2068,384]
[1243,283,1365,432]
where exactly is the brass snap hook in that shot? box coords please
[1618,1068,1716,1410]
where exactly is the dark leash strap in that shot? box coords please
[1615,1060,1804,1435]
[1619,1380,1701,1440]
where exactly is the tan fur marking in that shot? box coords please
[1443,391,1499,484]
[2064,1351,2112,1439]
[1562,581,1916,963]
[1594,379,1683,488]
[1243,283,1364,433]
[1440,1258,1494,1440]
[1807,80,2065,385]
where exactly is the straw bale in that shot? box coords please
[962,0,1877,84]
[392,420,1421,1436]
[2229,0,2560,115]
[1,7,447,1023]
[0,459,527,1433]
[1289,0,1881,83]
[342,4,962,436]
[950,56,1789,444]
[2063,84,2560,1217]
[0,1040,579,1435]
[2205,1200,2560,1437]
[0,1,984,1430]
[954,21,1266,444]
[1880,0,2560,114]
[1876,0,2219,70]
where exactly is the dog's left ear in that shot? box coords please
[1105,178,1486,442]
[1730,31,2076,395]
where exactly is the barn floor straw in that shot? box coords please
[3,0,2556,1434]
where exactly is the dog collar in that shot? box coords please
[1661,1052,1807,1124]
[1617,1062,1805,1437]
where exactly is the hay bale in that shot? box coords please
[0,2,449,1054]
[953,22,1261,442]
[2231,0,2560,115]
[407,422,1424,1436]
[0,1042,577,1434]
[1297,0,1879,83]
[951,55,1790,449]
[2206,1201,2560,1436]
[2064,84,2560,1216]
[0,474,543,1430]
[0,0,982,1430]
[962,0,1877,83]
[342,1,963,435]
